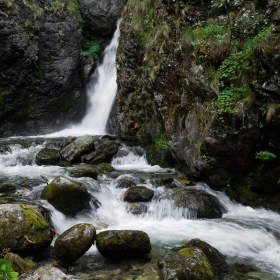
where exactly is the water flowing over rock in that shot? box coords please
[54,223,96,265]
[0,204,52,255]
[160,188,225,219]
[96,230,151,259]
[41,176,91,216]
[68,164,98,179]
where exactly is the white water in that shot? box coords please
[35,21,121,138]
[2,145,280,278]
[1,22,280,279]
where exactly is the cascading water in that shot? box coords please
[1,22,280,280]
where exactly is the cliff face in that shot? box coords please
[0,0,84,136]
[115,0,280,207]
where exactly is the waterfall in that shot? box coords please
[42,21,121,138]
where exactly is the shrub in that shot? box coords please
[255,151,277,162]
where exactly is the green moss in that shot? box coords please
[179,248,195,258]
[20,204,48,230]
[97,163,114,172]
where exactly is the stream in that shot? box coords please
[1,21,280,280]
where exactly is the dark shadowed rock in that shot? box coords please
[93,139,119,162]
[158,248,214,280]
[0,204,52,255]
[124,186,154,202]
[60,135,95,163]
[116,178,136,189]
[54,223,96,265]
[81,150,107,164]
[68,164,98,179]
[35,148,60,166]
[41,176,91,215]
[96,230,151,259]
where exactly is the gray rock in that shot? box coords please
[54,223,96,265]
[96,230,151,259]
[60,135,95,163]
[41,176,91,215]
[68,164,98,179]
[0,204,52,255]
[126,202,148,215]
[124,186,154,202]
[79,0,126,37]
[116,178,136,189]
[35,148,60,166]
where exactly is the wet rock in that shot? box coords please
[79,139,119,167]
[18,264,76,280]
[35,148,60,166]
[68,164,98,179]
[158,248,214,280]
[116,178,136,189]
[60,135,95,163]
[185,238,227,273]
[54,223,96,265]
[79,0,126,37]
[41,176,91,215]
[0,204,52,255]
[162,188,225,219]
[59,136,77,150]
[96,162,114,172]
[124,186,154,202]
[126,202,148,215]
[4,252,38,275]
[96,230,151,259]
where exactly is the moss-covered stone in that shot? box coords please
[96,230,151,259]
[124,186,154,202]
[41,176,91,216]
[4,252,38,275]
[96,162,114,172]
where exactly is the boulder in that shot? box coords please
[96,230,151,259]
[68,164,98,179]
[35,148,60,166]
[79,0,126,37]
[81,139,119,164]
[158,248,214,280]
[41,176,91,215]
[161,188,225,219]
[116,178,136,189]
[126,203,148,215]
[18,264,76,280]
[4,252,38,275]
[96,162,114,172]
[124,186,154,202]
[185,238,227,273]
[0,204,52,255]
[60,135,95,163]
[54,223,96,265]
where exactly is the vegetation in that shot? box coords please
[0,259,18,280]
[155,134,168,149]
[255,151,277,163]
[81,34,103,59]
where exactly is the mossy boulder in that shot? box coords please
[35,148,60,166]
[54,223,96,265]
[96,162,114,172]
[162,188,225,219]
[81,150,107,165]
[185,238,227,273]
[41,176,91,215]
[93,139,119,160]
[124,186,154,202]
[68,164,98,179]
[4,252,38,275]
[60,135,95,163]
[0,204,52,255]
[96,230,151,259]
[126,202,148,215]
[158,248,214,280]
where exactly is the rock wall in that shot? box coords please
[115,0,280,208]
[0,0,84,136]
